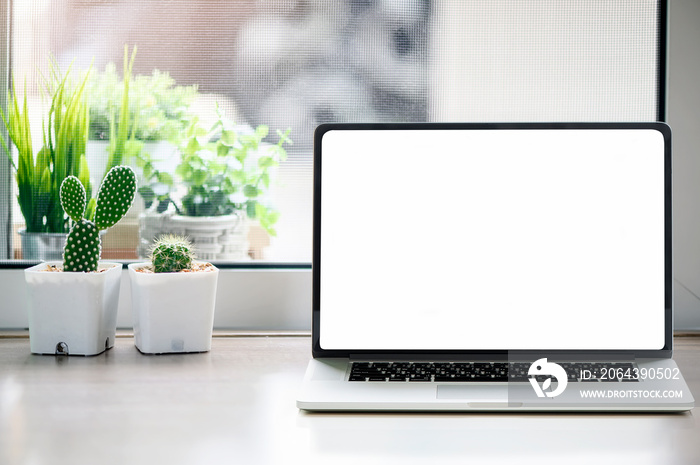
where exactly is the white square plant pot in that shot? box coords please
[128,262,219,354]
[24,261,123,356]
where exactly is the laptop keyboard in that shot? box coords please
[349,361,639,383]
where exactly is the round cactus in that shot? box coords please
[94,165,137,230]
[150,235,196,273]
[63,219,101,272]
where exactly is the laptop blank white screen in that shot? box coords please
[319,128,666,351]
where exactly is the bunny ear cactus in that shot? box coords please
[60,176,87,223]
[149,235,196,273]
[60,165,136,272]
[94,166,137,230]
[62,220,101,272]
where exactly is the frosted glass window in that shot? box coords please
[1,1,665,263]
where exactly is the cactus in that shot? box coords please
[149,234,196,273]
[60,165,136,272]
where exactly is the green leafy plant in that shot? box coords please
[149,234,196,273]
[60,165,136,272]
[137,106,292,236]
[1,62,92,233]
[88,54,197,143]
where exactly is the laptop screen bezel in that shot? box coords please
[312,122,672,360]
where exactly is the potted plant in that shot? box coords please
[1,61,94,260]
[23,165,137,355]
[136,106,291,260]
[87,46,197,189]
[128,234,219,354]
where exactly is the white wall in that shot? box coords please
[668,0,700,330]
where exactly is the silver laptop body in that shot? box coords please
[297,122,694,412]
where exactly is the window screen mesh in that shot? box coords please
[1,0,663,262]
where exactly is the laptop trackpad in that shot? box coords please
[437,385,508,401]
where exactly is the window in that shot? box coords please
[0,1,666,329]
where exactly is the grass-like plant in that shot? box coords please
[1,62,93,233]
[103,45,143,180]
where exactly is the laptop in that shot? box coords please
[297,122,695,412]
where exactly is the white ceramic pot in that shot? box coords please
[24,261,123,356]
[128,262,219,354]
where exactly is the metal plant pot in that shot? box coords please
[19,230,68,261]
[20,229,106,261]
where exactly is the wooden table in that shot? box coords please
[1,333,699,465]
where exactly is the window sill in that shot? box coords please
[0,266,312,330]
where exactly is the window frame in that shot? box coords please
[0,0,11,261]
